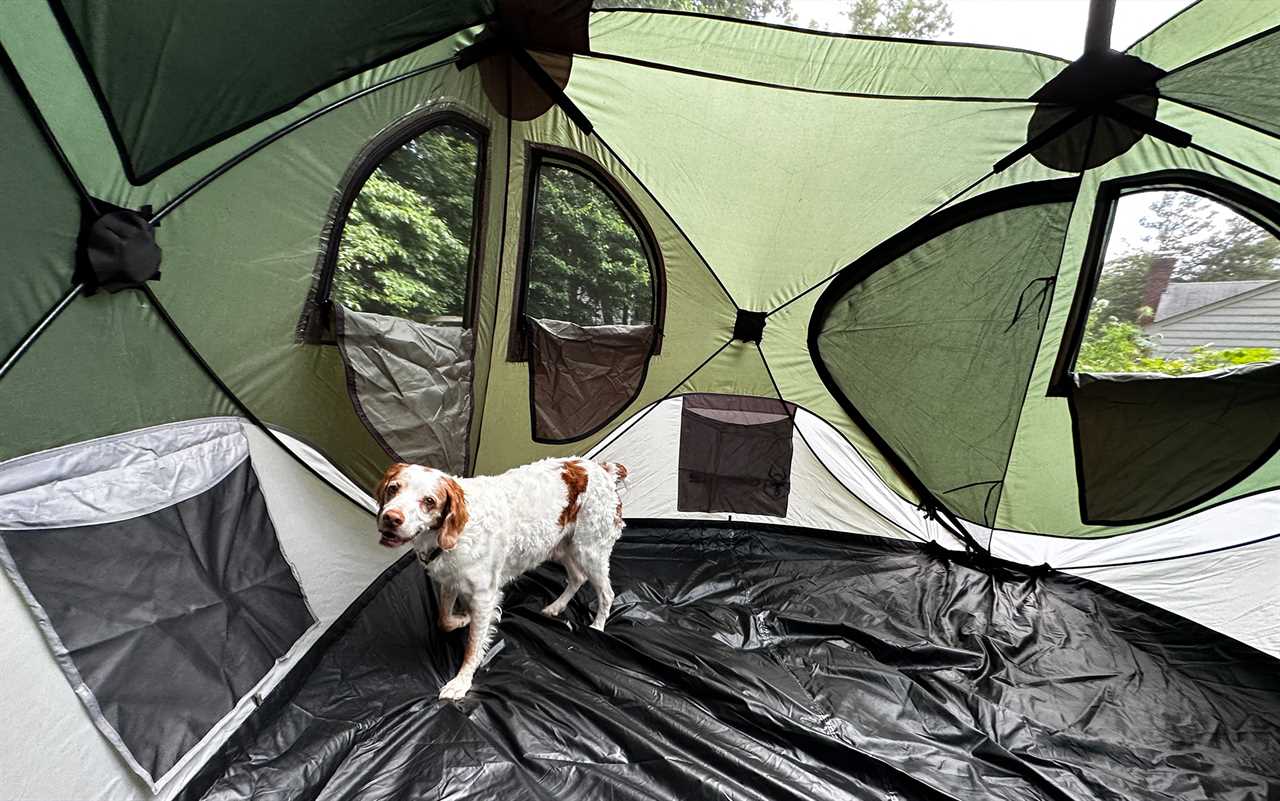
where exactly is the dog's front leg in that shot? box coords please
[437,583,470,632]
[438,591,500,700]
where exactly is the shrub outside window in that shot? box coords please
[1075,188,1280,377]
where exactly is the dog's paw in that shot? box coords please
[540,602,565,618]
[438,676,472,701]
[439,614,471,632]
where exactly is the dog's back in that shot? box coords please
[453,457,625,584]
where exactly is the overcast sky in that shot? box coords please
[778,0,1190,58]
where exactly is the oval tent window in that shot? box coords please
[516,151,663,443]
[322,116,487,474]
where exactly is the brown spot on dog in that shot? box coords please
[559,459,589,527]
[436,477,469,550]
[375,463,410,505]
[612,463,628,482]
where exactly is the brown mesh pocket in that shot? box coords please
[678,394,795,516]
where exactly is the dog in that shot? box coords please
[374,457,628,700]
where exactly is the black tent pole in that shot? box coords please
[1083,0,1117,55]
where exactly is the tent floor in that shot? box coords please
[193,524,1280,801]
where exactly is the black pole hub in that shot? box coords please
[1025,51,1167,172]
[75,198,162,294]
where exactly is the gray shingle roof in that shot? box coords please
[1154,280,1278,321]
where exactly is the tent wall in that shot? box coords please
[586,398,960,544]
[0,421,389,801]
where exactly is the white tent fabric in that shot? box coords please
[588,398,964,548]
[0,420,393,801]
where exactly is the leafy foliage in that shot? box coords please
[1078,310,1276,376]
[333,125,477,323]
[845,0,953,38]
[1080,190,1280,374]
[333,126,654,329]
[526,165,653,326]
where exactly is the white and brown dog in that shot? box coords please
[374,457,628,700]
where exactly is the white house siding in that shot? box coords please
[1147,282,1280,358]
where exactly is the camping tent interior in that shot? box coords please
[2,1,1279,798]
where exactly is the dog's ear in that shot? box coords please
[374,463,410,506]
[436,477,469,550]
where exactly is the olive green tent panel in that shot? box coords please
[1127,1,1280,70]
[999,128,1280,536]
[0,56,78,359]
[471,101,741,474]
[1,2,485,209]
[587,9,1067,97]
[567,54,1054,311]
[0,292,236,461]
[46,0,494,182]
[151,58,494,489]
[1158,29,1280,140]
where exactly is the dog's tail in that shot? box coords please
[597,461,629,490]
[596,461,629,531]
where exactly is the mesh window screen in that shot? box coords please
[678,394,795,516]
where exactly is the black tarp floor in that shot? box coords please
[192,524,1280,801]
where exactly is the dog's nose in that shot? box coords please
[381,509,404,530]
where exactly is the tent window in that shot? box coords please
[678,394,796,516]
[1075,189,1280,377]
[1052,172,1280,525]
[302,113,487,341]
[509,149,663,361]
[330,122,482,325]
[515,148,664,443]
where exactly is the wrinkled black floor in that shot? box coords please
[195,524,1280,801]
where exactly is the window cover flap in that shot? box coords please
[0,419,314,788]
[336,306,474,473]
[1071,362,1280,524]
[527,318,653,443]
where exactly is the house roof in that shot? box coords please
[1154,280,1278,322]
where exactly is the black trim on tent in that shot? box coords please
[298,108,490,344]
[1048,170,1280,395]
[1162,96,1280,150]
[0,284,81,383]
[808,178,1081,544]
[150,53,462,225]
[43,1,488,186]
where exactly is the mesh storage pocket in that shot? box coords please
[527,318,653,442]
[678,394,795,516]
[0,418,314,788]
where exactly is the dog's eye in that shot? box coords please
[422,497,436,509]
[386,483,399,496]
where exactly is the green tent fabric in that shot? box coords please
[3,1,1280,796]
